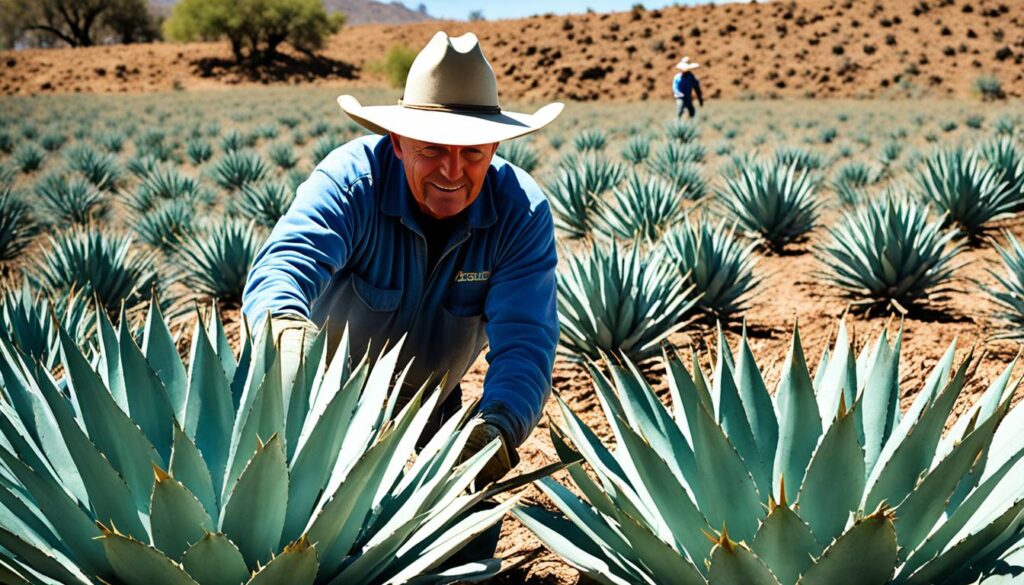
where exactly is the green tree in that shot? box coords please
[164,0,344,64]
[379,44,416,88]
[0,0,154,47]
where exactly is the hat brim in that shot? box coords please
[676,63,700,71]
[338,95,563,145]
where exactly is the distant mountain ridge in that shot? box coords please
[322,0,433,25]
[149,0,434,25]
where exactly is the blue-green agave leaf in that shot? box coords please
[58,326,161,518]
[751,501,822,585]
[796,510,898,585]
[142,297,189,420]
[100,527,199,585]
[798,399,865,545]
[169,424,217,522]
[244,536,317,585]
[117,316,175,466]
[150,466,215,561]
[179,532,249,585]
[773,324,823,498]
[182,319,233,500]
[219,434,288,567]
[708,536,782,585]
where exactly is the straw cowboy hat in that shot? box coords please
[338,32,563,145]
[676,57,701,71]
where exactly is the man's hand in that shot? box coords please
[270,314,319,388]
[459,421,514,488]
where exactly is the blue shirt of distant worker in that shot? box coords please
[242,33,566,496]
[673,57,705,118]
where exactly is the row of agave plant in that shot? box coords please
[543,133,1024,367]
[4,293,1024,583]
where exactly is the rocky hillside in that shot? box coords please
[2,0,1021,100]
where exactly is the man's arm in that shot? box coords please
[672,73,684,98]
[478,206,559,450]
[242,168,363,329]
[694,75,704,104]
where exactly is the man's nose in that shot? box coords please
[439,149,463,180]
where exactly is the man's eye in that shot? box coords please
[423,147,444,156]
[464,150,484,161]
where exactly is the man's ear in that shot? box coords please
[389,132,404,160]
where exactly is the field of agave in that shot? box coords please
[1,86,1024,584]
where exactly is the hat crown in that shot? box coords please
[402,32,499,110]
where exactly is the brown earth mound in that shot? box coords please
[2,0,1022,100]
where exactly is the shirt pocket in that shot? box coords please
[351,273,402,312]
[442,286,488,319]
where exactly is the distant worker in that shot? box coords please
[673,57,704,119]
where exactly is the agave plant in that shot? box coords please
[594,172,686,242]
[650,142,707,179]
[126,166,208,214]
[98,130,125,154]
[0,282,93,369]
[660,217,761,318]
[135,199,198,252]
[0,300,531,584]
[186,137,213,165]
[312,136,345,163]
[914,148,1012,240]
[12,142,45,174]
[573,129,607,153]
[656,163,708,201]
[64,144,120,191]
[978,231,1024,341]
[0,185,37,262]
[177,218,263,306]
[621,135,651,166]
[268,142,298,170]
[665,120,700,144]
[830,162,880,208]
[717,161,820,253]
[817,196,964,312]
[35,172,110,226]
[517,320,1024,584]
[774,145,825,173]
[212,150,268,191]
[28,227,158,314]
[977,137,1024,212]
[497,140,540,173]
[556,242,698,363]
[235,181,296,229]
[546,156,626,238]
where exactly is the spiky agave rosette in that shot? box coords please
[0,299,530,584]
[515,320,1024,584]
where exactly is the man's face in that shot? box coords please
[390,133,499,220]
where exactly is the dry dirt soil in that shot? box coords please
[1,0,1022,100]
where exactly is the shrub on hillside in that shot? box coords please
[163,0,345,64]
[371,45,417,89]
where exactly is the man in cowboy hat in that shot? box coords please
[673,56,704,119]
[242,32,562,490]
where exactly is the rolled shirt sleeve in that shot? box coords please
[478,206,559,448]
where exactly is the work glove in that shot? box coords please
[270,314,319,389]
[459,421,514,489]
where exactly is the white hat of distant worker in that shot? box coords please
[676,57,701,71]
[338,31,563,145]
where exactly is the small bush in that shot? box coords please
[973,73,1005,101]
[372,45,417,88]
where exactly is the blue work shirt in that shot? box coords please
[673,71,703,100]
[241,135,559,447]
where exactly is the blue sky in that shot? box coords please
[411,1,714,21]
